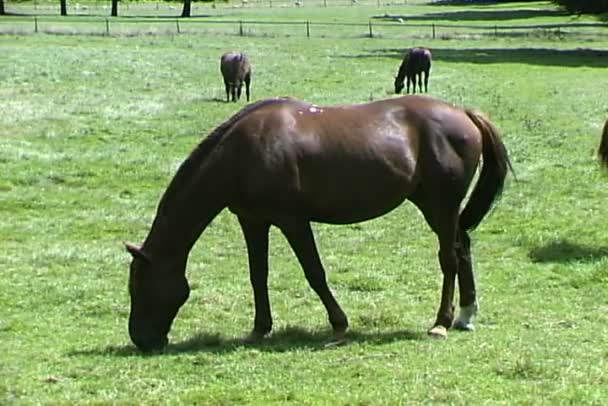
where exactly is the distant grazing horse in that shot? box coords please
[125,95,512,352]
[220,52,252,102]
[394,47,432,94]
[599,119,608,168]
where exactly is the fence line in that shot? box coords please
[2,15,608,38]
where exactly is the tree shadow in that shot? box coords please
[67,326,425,357]
[528,239,608,263]
[346,47,608,68]
[373,8,570,23]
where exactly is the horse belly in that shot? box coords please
[304,163,413,224]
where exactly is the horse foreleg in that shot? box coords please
[453,230,478,331]
[423,70,429,93]
[417,73,423,94]
[280,221,349,343]
[238,217,272,342]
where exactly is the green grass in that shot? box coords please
[1,1,608,404]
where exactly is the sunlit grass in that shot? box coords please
[1,1,608,403]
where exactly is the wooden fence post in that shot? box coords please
[368,20,373,38]
[34,16,38,33]
[239,21,244,36]
[432,23,435,39]
[105,18,110,35]
[306,20,310,38]
[176,19,181,34]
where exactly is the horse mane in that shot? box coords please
[158,98,289,211]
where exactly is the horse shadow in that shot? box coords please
[68,327,425,357]
[528,239,608,263]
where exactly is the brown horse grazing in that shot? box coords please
[220,52,252,103]
[125,95,512,352]
[394,47,432,94]
[599,119,608,168]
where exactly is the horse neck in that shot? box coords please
[139,98,287,260]
[142,137,229,260]
[142,190,225,261]
[396,58,409,83]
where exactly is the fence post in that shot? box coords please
[323,0,326,6]
[176,19,181,34]
[432,23,435,39]
[368,20,373,38]
[494,25,498,37]
[34,16,38,33]
[306,20,310,38]
[105,18,110,35]
[239,20,244,36]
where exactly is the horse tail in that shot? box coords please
[599,119,608,169]
[459,110,513,231]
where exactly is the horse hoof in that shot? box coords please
[427,325,448,338]
[324,329,348,348]
[243,331,267,344]
[453,320,475,331]
[325,336,347,348]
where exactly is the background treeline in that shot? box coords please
[2,0,608,17]
[552,0,608,13]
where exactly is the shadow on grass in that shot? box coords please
[346,47,608,68]
[373,8,570,23]
[528,239,608,263]
[68,326,424,357]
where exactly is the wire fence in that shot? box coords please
[2,1,608,38]
[2,14,608,39]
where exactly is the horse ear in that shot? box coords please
[125,242,150,263]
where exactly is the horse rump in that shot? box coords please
[599,119,608,168]
[220,52,252,102]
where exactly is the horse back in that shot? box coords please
[223,96,481,223]
[406,47,432,73]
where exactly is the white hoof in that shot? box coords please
[453,301,478,331]
[452,320,475,331]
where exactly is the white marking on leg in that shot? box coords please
[453,300,478,331]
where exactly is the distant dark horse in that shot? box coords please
[220,52,252,102]
[394,47,432,94]
[599,119,608,168]
[125,95,512,352]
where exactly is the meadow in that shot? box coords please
[1,0,608,404]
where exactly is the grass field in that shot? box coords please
[1,0,608,404]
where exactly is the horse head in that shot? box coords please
[125,243,190,352]
[394,76,405,94]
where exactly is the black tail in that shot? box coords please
[599,119,608,169]
[459,110,513,231]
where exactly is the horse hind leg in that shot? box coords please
[224,80,230,102]
[236,83,243,101]
[245,75,251,101]
[423,70,429,93]
[452,230,479,331]
[280,221,349,344]
[231,85,237,102]
[411,193,459,338]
